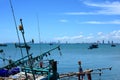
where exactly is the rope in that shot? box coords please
[9,0,23,58]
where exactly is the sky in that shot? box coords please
[0,0,120,43]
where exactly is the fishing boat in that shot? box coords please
[88,43,98,49]
[111,41,116,47]
[0,19,62,80]
[111,44,116,47]
[0,43,7,47]
[0,49,3,53]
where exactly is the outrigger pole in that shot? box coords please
[9,0,24,58]
[0,53,33,69]
[19,19,36,80]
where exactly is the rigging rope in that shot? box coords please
[9,0,23,58]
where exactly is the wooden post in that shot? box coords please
[52,61,57,80]
[87,73,92,80]
[78,73,80,80]
[78,61,84,80]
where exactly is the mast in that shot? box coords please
[19,19,36,80]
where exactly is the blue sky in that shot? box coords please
[0,0,120,43]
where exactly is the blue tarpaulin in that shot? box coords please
[0,67,20,77]
[0,69,9,77]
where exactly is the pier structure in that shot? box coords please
[59,61,112,80]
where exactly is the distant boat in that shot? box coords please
[49,43,54,45]
[88,43,98,49]
[111,44,116,47]
[0,49,3,53]
[0,43,7,46]
[111,41,116,47]
[14,43,31,49]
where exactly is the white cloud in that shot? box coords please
[55,35,83,40]
[71,35,83,39]
[84,1,120,8]
[64,12,95,15]
[59,19,68,23]
[84,21,103,24]
[55,36,70,40]
[110,20,120,24]
[97,32,103,36]
[110,30,120,39]
[96,30,120,41]
[85,36,94,40]
[64,1,120,15]
[54,35,84,43]
[81,20,120,24]
[54,30,120,43]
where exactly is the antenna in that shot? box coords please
[37,14,41,44]
[36,14,42,53]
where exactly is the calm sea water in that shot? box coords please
[0,43,120,80]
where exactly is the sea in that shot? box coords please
[0,43,120,80]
